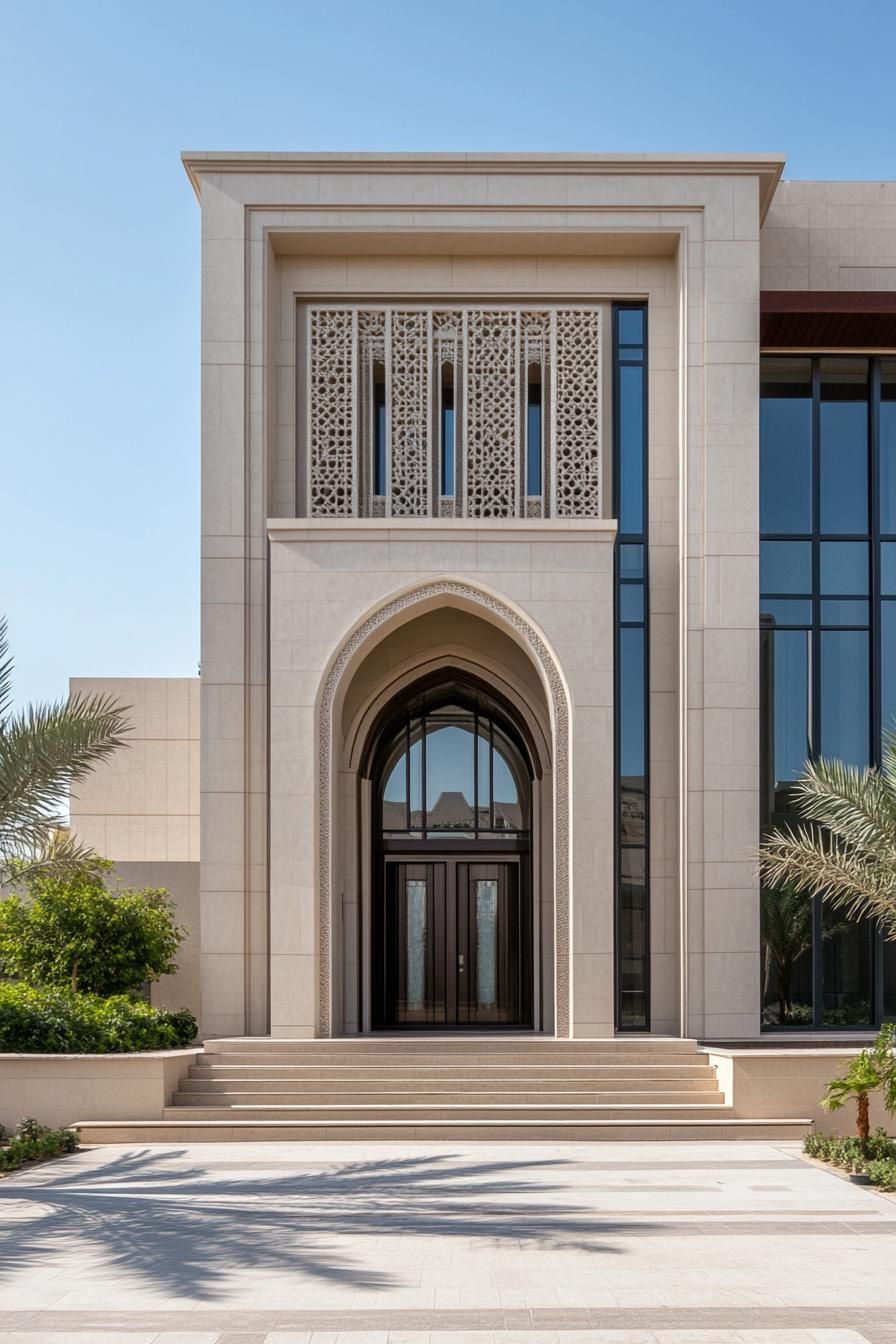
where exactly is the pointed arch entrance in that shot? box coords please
[366,672,536,1028]
[316,577,573,1039]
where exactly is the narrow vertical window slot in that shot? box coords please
[373,362,387,498]
[440,363,455,499]
[526,364,543,498]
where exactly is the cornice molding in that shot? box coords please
[182,151,786,220]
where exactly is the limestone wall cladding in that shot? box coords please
[192,157,773,1038]
[266,521,616,1038]
[69,678,199,863]
[761,180,896,291]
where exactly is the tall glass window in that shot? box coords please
[760,354,895,1028]
[613,304,649,1030]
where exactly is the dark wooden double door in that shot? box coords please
[373,856,531,1028]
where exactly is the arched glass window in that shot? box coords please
[377,692,531,839]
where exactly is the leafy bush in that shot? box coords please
[804,1130,896,1188]
[0,1125,78,1173]
[864,1158,896,1191]
[0,982,197,1053]
[0,859,185,995]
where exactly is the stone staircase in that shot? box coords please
[75,1037,812,1143]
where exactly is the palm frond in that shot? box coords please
[791,756,896,867]
[0,693,131,821]
[758,823,896,940]
[0,625,132,879]
[0,618,12,724]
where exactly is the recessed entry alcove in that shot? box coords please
[333,602,557,1035]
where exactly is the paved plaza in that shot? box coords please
[0,1141,894,1342]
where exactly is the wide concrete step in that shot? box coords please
[183,1074,721,1094]
[162,1101,735,1121]
[198,1050,706,1068]
[76,1116,813,1143]
[188,1064,714,1085]
[173,1087,724,1107]
[204,1036,701,1054]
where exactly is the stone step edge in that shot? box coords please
[74,1115,811,1130]
[166,1100,731,1112]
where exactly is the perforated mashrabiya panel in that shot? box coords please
[553,309,602,518]
[308,308,355,516]
[306,305,602,519]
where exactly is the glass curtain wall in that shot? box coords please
[613,305,650,1029]
[760,355,896,1028]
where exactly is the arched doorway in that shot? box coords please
[367,673,537,1029]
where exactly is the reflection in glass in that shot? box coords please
[620,848,648,1027]
[477,732,490,828]
[760,598,812,626]
[884,937,896,1021]
[409,736,423,830]
[820,357,869,534]
[761,884,813,1026]
[882,362,896,534]
[760,357,813,534]
[379,696,529,839]
[820,542,868,596]
[619,627,645,779]
[619,585,644,622]
[820,630,869,767]
[492,728,521,830]
[405,879,427,1012]
[617,308,644,345]
[382,756,407,831]
[425,724,474,831]
[881,543,896,597]
[619,364,644,534]
[761,540,812,595]
[475,880,498,1009]
[823,904,873,1026]
[619,543,644,579]
[820,600,869,627]
[771,630,811,789]
[883,603,896,736]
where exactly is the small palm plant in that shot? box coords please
[0,619,130,885]
[820,1024,896,1147]
[758,735,896,940]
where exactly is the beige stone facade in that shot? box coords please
[68,677,201,1016]
[178,151,785,1043]
[67,157,896,1046]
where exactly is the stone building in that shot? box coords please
[76,154,896,1052]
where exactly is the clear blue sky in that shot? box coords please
[3,0,895,710]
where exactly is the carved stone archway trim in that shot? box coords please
[317,579,572,1036]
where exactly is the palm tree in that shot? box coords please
[0,618,131,885]
[761,883,814,1024]
[820,1025,896,1146]
[758,736,896,941]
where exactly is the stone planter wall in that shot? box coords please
[0,1049,202,1132]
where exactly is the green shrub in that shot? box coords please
[0,982,197,1053]
[804,1130,896,1187]
[0,859,185,995]
[865,1158,896,1191]
[0,1125,78,1172]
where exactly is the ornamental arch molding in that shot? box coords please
[315,578,573,1037]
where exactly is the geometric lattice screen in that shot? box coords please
[305,306,602,519]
